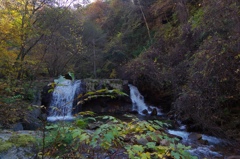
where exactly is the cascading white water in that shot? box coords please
[128,84,162,115]
[168,130,224,158]
[128,84,148,114]
[47,80,81,122]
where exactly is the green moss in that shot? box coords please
[8,134,36,147]
[0,139,13,152]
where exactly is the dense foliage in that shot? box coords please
[40,113,196,159]
[122,0,240,138]
[0,0,239,142]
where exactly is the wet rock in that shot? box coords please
[150,108,158,116]
[41,84,53,114]
[188,133,202,141]
[198,139,209,145]
[142,109,148,115]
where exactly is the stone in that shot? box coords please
[0,131,38,159]
[88,122,103,130]
[142,109,148,115]
[136,138,148,146]
[160,139,170,146]
[188,133,202,141]
[150,108,158,116]
[23,107,42,130]
[198,139,208,145]
[41,84,53,114]
[11,123,23,131]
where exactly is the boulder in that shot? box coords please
[11,123,23,131]
[41,84,53,114]
[160,139,170,146]
[188,133,202,141]
[136,138,148,146]
[0,131,38,159]
[88,121,103,130]
[150,108,158,116]
[22,107,42,130]
[142,109,148,115]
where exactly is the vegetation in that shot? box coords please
[0,134,37,152]
[0,0,239,155]
[40,113,196,158]
[121,0,240,138]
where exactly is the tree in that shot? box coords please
[82,21,106,78]
[35,7,83,77]
[0,0,54,79]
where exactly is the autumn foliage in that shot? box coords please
[0,0,240,139]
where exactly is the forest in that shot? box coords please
[0,0,240,158]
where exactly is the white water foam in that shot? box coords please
[47,80,81,122]
[128,84,162,115]
[188,146,222,158]
[167,130,223,158]
[47,116,75,122]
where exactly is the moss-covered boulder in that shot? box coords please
[0,132,38,159]
[8,134,36,147]
[0,139,13,152]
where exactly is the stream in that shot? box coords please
[46,80,239,158]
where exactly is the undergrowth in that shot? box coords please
[39,112,197,159]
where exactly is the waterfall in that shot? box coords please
[128,84,162,115]
[47,80,81,122]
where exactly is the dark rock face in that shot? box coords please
[142,109,148,115]
[188,133,202,141]
[151,108,158,116]
[11,123,23,131]
[134,84,173,113]
[22,91,42,130]
[41,84,53,115]
[81,96,132,113]
[22,108,42,130]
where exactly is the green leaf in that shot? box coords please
[45,124,58,130]
[146,142,156,149]
[132,145,144,153]
[72,129,83,138]
[68,72,75,81]
[104,132,115,142]
[141,152,151,159]
[79,133,89,142]
[171,151,181,159]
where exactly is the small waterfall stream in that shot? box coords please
[128,84,162,115]
[45,81,231,158]
[47,80,81,122]
[168,130,224,158]
[128,84,227,158]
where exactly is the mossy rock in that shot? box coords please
[8,134,36,147]
[0,139,13,152]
